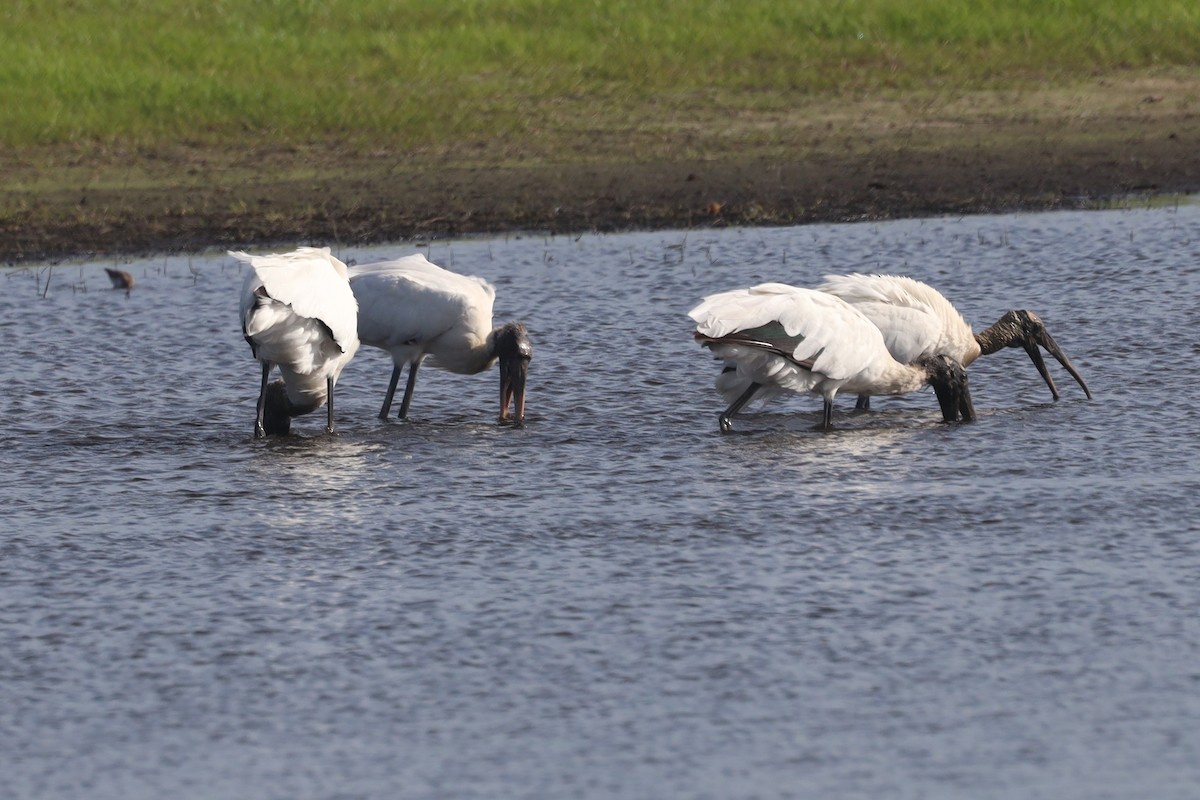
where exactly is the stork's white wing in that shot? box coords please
[818,273,974,363]
[349,255,496,348]
[350,254,494,294]
[232,247,358,352]
[836,300,943,364]
[689,283,889,380]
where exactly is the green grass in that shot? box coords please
[2,0,1198,150]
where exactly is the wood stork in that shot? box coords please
[817,273,1091,409]
[689,283,975,431]
[348,254,531,423]
[234,247,360,438]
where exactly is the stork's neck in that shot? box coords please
[842,360,929,397]
[974,315,1022,356]
[276,368,330,414]
[262,377,324,435]
[883,362,932,395]
[437,333,497,375]
[439,323,528,375]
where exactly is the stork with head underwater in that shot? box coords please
[689,282,976,431]
[235,247,360,438]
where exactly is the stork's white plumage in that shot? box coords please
[349,254,531,423]
[689,283,975,431]
[817,274,977,366]
[817,273,1091,407]
[234,247,360,438]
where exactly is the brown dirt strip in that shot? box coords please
[3,100,1197,263]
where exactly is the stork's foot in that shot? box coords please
[719,415,735,433]
[254,424,266,439]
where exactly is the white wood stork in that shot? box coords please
[689,283,975,431]
[817,273,1091,409]
[234,247,360,438]
[348,254,531,423]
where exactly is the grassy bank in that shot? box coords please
[3,0,1198,150]
[3,1,1199,261]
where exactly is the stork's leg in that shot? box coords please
[254,362,270,439]
[379,363,402,419]
[325,377,336,434]
[719,382,761,433]
[817,398,834,431]
[855,394,870,411]
[398,360,421,419]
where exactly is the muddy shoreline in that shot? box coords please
[4,117,1198,263]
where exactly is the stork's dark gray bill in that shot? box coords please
[1024,325,1092,400]
[978,310,1092,401]
[494,321,532,424]
[499,356,529,423]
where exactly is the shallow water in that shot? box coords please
[3,203,1200,799]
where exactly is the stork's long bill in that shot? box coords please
[496,323,532,423]
[976,310,1092,400]
[1022,331,1091,400]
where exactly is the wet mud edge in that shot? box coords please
[3,126,1198,263]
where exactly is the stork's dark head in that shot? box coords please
[978,310,1092,400]
[493,322,531,424]
[918,354,976,423]
[262,380,294,436]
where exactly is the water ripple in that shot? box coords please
[4,207,1200,799]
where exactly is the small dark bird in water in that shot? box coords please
[105,268,135,292]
